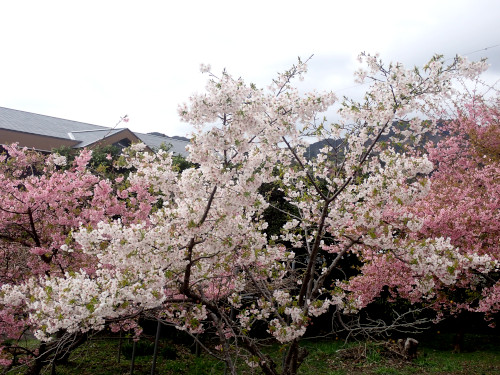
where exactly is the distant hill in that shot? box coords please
[306,138,346,159]
[306,121,445,159]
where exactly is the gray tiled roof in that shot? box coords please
[135,132,189,156]
[0,106,189,156]
[0,107,106,138]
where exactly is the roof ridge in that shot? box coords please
[70,128,125,134]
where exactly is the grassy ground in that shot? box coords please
[5,332,500,374]
[301,333,500,375]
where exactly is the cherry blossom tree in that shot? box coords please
[349,93,500,353]
[347,99,499,330]
[0,145,156,373]
[1,54,497,375]
[418,97,499,324]
[344,91,499,318]
[417,95,499,314]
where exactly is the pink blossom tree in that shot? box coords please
[1,54,497,375]
[417,98,499,321]
[344,94,499,317]
[0,145,156,373]
[419,96,499,314]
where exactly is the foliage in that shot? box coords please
[52,144,123,177]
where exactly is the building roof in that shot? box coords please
[135,132,189,156]
[0,107,189,156]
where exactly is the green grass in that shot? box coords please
[4,333,500,374]
[323,333,500,375]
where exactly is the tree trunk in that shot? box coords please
[452,313,465,353]
[24,343,48,375]
[24,332,88,375]
[281,340,308,375]
[453,326,465,353]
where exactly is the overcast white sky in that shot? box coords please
[1,0,499,137]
